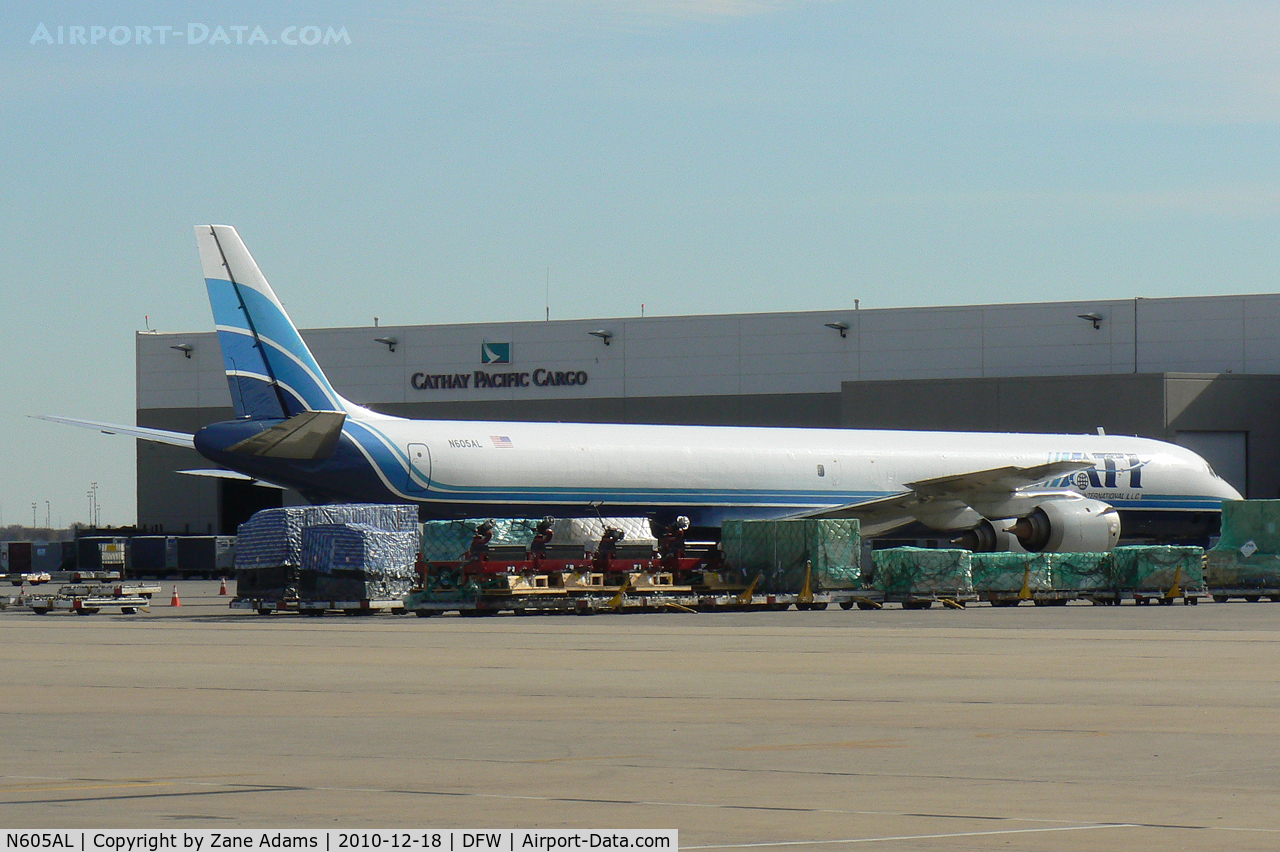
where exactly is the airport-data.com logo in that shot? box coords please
[29,23,350,46]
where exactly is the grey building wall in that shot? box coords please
[840,373,1280,499]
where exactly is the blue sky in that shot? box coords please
[2,1,1279,526]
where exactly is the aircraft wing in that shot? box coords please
[801,459,1096,536]
[32,414,195,449]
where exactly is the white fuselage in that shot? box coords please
[336,417,1239,524]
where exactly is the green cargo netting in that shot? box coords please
[1215,500,1280,554]
[721,518,861,592]
[871,547,973,597]
[419,519,543,562]
[1110,546,1205,593]
[1044,551,1112,592]
[970,553,1049,594]
[1205,551,1280,591]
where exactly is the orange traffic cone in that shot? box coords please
[218,577,228,595]
[170,585,182,607]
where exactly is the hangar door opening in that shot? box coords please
[1175,431,1247,498]
[219,479,284,535]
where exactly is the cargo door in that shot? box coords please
[407,443,432,493]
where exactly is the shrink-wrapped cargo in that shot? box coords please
[235,504,417,599]
[720,518,861,592]
[870,547,971,597]
[1046,551,1112,592]
[235,505,417,569]
[970,552,1049,594]
[298,523,418,600]
[1216,500,1280,554]
[549,517,656,546]
[1110,546,1204,593]
[419,518,543,562]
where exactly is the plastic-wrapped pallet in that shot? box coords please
[1110,546,1204,593]
[720,519,860,592]
[871,547,972,597]
[1215,500,1280,555]
[298,523,419,600]
[1046,552,1112,593]
[235,504,418,599]
[1207,500,1280,595]
[236,504,418,569]
[970,552,1049,594]
[548,517,657,548]
[419,518,542,562]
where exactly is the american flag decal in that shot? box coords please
[491,436,513,448]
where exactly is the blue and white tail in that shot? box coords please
[196,225,347,419]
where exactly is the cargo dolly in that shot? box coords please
[230,597,408,615]
[24,581,159,615]
[1208,589,1280,603]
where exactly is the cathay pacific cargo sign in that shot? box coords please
[412,341,589,391]
[412,369,589,390]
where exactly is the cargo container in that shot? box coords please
[176,535,236,579]
[129,536,179,577]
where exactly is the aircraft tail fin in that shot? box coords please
[196,225,346,419]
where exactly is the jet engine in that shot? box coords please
[1005,498,1121,553]
[951,519,1023,552]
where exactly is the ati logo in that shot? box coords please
[1050,452,1147,490]
[481,342,511,364]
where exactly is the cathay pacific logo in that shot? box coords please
[481,342,510,364]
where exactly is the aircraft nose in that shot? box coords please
[1216,477,1244,501]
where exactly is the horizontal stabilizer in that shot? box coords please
[32,415,195,449]
[177,469,286,489]
[226,411,346,459]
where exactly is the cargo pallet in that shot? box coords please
[1208,589,1280,603]
[229,597,407,615]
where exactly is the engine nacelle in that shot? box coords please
[951,519,1025,552]
[1006,497,1121,553]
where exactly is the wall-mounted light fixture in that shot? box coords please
[824,321,850,338]
[170,343,193,358]
[374,336,398,353]
[588,329,613,346]
[1077,312,1103,330]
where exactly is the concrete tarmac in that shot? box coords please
[2,581,1279,850]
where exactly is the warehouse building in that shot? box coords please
[137,293,1280,534]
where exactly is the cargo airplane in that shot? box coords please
[40,225,1242,552]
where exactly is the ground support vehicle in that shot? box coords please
[5,572,52,586]
[25,581,158,615]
